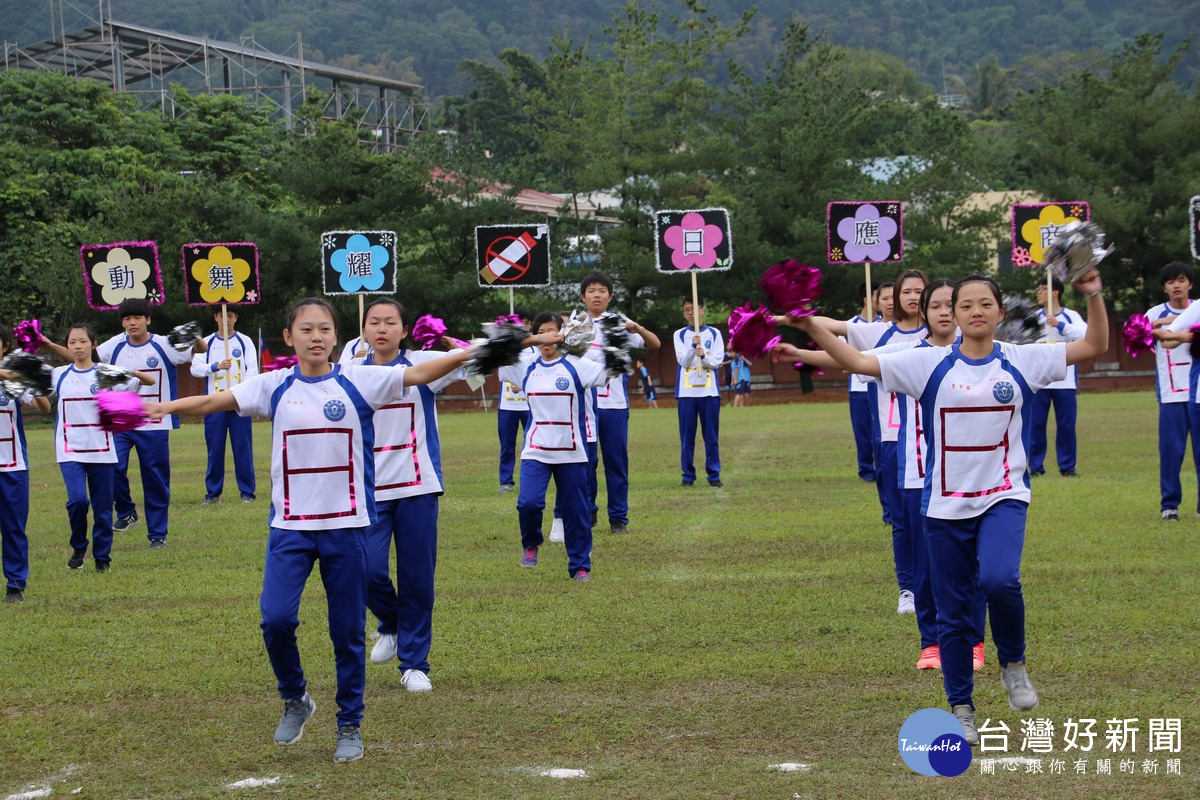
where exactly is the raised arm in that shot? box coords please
[626,319,661,350]
[1064,270,1109,366]
[39,335,70,361]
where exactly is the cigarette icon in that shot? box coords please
[482,226,546,284]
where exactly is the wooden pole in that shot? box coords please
[690,270,701,337]
[864,261,874,320]
[356,293,366,357]
[509,286,515,316]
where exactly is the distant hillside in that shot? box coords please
[2,0,1195,100]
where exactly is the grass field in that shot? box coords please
[1,392,1198,799]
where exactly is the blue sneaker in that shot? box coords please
[334,724,363,762]
[274,694,316,744]
[520,547,538,568]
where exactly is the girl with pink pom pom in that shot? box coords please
[49,324,153,574]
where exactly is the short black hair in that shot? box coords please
[1160,261,1195,287]
[514,306,533,324]
[117,298,151,319]
[856,282,868,304]
[579,273,614,295]
[0,325,11,355]
[532,311,563,331]
[1037,275,1065,295]
[683,296,705,307]
[876,281,895,293]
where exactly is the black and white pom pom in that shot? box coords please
[166,321,203,352]
[597,312,633,377]
[0,352,53,397]
[467,322,530,376]
[996,296,1044,345]
[96,363,137,390]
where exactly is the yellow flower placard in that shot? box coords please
[182,242,261,306]
[80,241,165,310]
[1011,202,1090,265]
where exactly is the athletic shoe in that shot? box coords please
[113,510,138,531]
[520,547,538,567]
[973,642,986,671]
[709,479,724,488]
[203,495,221,504]
[370,633,397,664]
[610,522,627,534]
[1060,469,1079,478]
[573,569,591,581]
[274,694,316,744]
[591,510,598,528]
[334,724,363,762]
[401,669,433,693]
[951,704,980,746]
[499,483,514,494]
[240,493,256,503]
[680,481,694,487]
[67,547,87,570]
[897,590,916,614]
[95,560,110,573]
[1000,662,1039,711]
[149,539,167,549]
[549,518,564,543]
[1162,508,1179,521]
[5,587,23,603]
[916,645,941,670]
[860,474,876,482]
[1029,469,1045,478]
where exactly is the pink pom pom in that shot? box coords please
[95,390,147,433]
[1190,325,1200,361]
[759,260,822,317]
[13,319,42,354]
[494,313,522,326]
[1121,313,1154,358]
[264,355,298,372]
[728,302,782,361]
[412,315,448,350]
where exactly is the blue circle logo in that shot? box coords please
[323,399,347,422]
[146,356,160,368]
[992,381,1014,403]
[89,383,100,395]
[898,708,972,776]
[555,376,570,391]
[0,395,8,406]
[232,348,242,358]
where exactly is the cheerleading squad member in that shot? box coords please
[499,311,606,580]
[350,298,466,694]
[1146,262,1196,520]
[146,298,475,763]
[806,270,929,615]
[787,269,1109,745]
[674,297,725,487]
[0,327,51,602]
[50,324,153,574]
[190,306,259,504]
[1030,276,1088,477]
[497,308,533,494]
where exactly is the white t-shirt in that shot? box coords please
[673,325,724,399]
[877,341,1067,520]
[51,365,135,464]
[338,337,372,365]
[1035,307,1086,390]
[97,333,191,431]
[1153,301,1193,404]
[190,331,259,395]
[847,321,927,443]
[846,315,876,393]
[498,352,607,464]
[0,388,33,472]
[228,363,409,530]
[498,346,536,412]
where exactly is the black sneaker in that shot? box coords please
[709,480,724,488]
[203,495,221,505]
[240,493,256,503]
[590,510,598,528]
[95,560,111,573]
[149,539,167,549]
[610,522,628,534]
[1060,469,1079,478]
[67,548,87,569]
[113,510,139,532]
[5,587,23,603]
[680,481,694,487]
[1029,469,1045,478]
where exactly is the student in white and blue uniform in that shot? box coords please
[354,299,466,694]
[497,308,533,493]
[846,283,879,481]
[1030,275,1087,477]
[794,270,1110,744]
[338,334,371,364]
[190,306,258,503]
[97,298,205,546]
[1146,261,1194,520]
[674,297,724,487]
[500,312,607,580]
[0,326,50,602]
[52,323,152,573]
[146,297,474,762]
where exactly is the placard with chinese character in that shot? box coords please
[79,240,165,310]
[182,242,261,306]
[1011,202,1090,266]
[1190,196,1200,261]
[475,224,551,287]
[320,231,397,296]
[654,208,733,273]
[826,202,903,264]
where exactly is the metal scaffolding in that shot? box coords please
[2,15,428,152]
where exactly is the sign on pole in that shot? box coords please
[475,224,551,287]
[1010,202,1090,266]
[80,240,165,310]
[826,201,903,264]
[321,231,397,295]
[182,242,261,306]
[653,208,732,273]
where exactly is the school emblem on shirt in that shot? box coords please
[555,377,570,391]
[993,381,1015,403]
[90,383,100,395]
[323,399,347,421]
[146,356,160,368]
[232,348,241,358]
[0,395,8,406]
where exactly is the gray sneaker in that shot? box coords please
[274,694,316,744]
[1001,662,1039,711]
[951,704,980,746]
[334,724,363,762]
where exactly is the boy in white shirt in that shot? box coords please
[673,297,724,487]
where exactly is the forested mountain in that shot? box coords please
[2,0,1196,99]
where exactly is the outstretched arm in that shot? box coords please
[403,348,475,387]
[778,314,848,337]
[145,392,238,419]
[783,317,881,378]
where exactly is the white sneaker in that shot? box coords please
[401,669,433,693]
[549,517,565,543]
[897,590,916,614]
[370,633,397,664]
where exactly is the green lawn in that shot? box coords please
[2,392,1197,799]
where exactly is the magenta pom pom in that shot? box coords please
[412,315,448,350]
[759,260,822,317]
[494,313,523,326]
[264,355,298,372]
[1121,313,1154,358]
[728,302,782,361]
[96,390,147,433]
[448,337,472,350]
[13,319,42,354]
[1190,325,1200,361]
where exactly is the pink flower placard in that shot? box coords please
[654,208,732,273]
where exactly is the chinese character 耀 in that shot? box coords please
[1149,718,1182,752]
[1105,718,1140,753]
[345,251,374,279]
[1063,718,1097,751]
[854,219,881,247]
[108,265,136,291]
[208,265,235,292]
